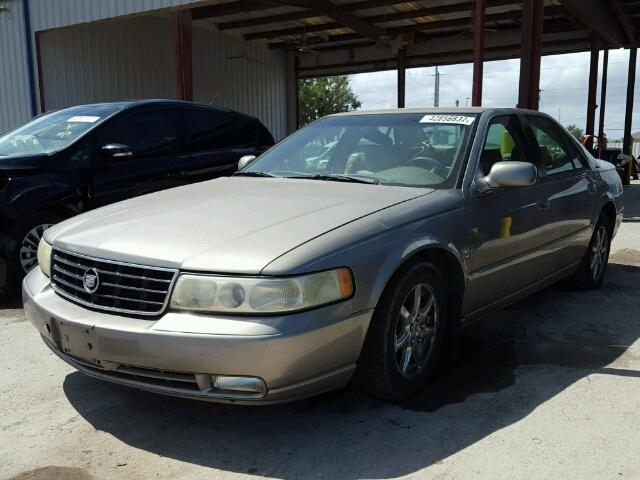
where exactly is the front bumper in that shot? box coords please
[23,268,372,404]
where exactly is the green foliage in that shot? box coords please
[565,124,584,141]
[298,76,361,127]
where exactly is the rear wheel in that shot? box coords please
[572,214,612,290]
[353,262,448,400]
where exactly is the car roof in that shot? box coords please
[328,107,544,116]
[55,99,237,115]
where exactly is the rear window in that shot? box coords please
[235,115,258,144]
[184,109,239,153]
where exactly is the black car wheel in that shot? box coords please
[353,261,449,400]
[572,213,612,290]
[6,212,65,291]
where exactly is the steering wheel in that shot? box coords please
[406,156,448,178]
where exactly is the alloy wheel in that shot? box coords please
[19,224,53,273]
[590,225,608,281]
[394,283,439,379]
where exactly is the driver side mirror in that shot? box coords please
[99,143,133,162]
[475,161,537,193]
[238,155,256,171]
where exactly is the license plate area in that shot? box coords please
[51,319,101,366]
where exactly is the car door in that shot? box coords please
[463,114,554,314]
[178,108,258,183]
[89,107,181,208]
[523,115,597,268]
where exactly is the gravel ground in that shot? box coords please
[1,223,639,480]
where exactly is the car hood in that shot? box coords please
[0,153,47,172]
[46,177,431,274]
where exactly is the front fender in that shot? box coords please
[6,173,86,217]
[263,192,468,313]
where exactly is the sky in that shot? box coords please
[348,49,640,140]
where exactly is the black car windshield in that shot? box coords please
[0,104,122,156]
[245,113,477,188]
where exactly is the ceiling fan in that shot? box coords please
[452,25,499,40]
[226,12,263,64]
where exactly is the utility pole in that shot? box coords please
[433,66,440,107]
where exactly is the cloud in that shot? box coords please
[348,49,640,138]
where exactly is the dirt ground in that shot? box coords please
[1,221,638,480]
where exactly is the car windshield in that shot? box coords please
[244,113,477,188]
[0,105,121,157]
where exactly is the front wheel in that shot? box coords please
[572,215,612,290]
[353,262,449,400]
[5,212,65,291]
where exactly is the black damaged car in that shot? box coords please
[0,100,274,292]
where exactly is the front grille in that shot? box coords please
[50,249,177,316]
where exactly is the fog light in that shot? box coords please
[211,375,266,395]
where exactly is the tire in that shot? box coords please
[5,211,65,291]
[353,261,449,400]
[572,214,612,290]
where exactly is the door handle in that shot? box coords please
[588,183,597,195]
[538,198,550,210]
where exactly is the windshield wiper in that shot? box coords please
[233,171,276,178]
[287,174,379,185]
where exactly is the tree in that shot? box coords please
[565,124,584,141]
[298,76,361,126]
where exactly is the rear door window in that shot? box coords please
[184,109,239,153]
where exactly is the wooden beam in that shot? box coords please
[585,35,599,147]
[297,37,591,77]
[266,6,565,46]
[174,9,193,101]
[217,0,411,30]
[296,30,589,76]
[192,1,275,20]
[597,46,608,159]
[397,48,406,108]
[472,0,485,106]
[264,0,383,41]
[558,0,626,46]
[622,46,637,185]
[219,0,514,31]
[518,0,543,110]
[608,0,637,44]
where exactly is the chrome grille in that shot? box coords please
[50,249,177,316]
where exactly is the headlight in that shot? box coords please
[170,268,354,314]
[37,238,52,278]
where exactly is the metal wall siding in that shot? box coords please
[0,0,31,132]
[193,28,288,140]
[38,16,288,139]
[28,0,202,30]
[39,17,175,109]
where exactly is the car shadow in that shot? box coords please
[62,259,640,479]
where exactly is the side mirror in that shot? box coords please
[238,155,256,171]
[99,143,133,161]
[476,161,537,193]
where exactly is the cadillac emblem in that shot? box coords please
[82,268,100,294]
